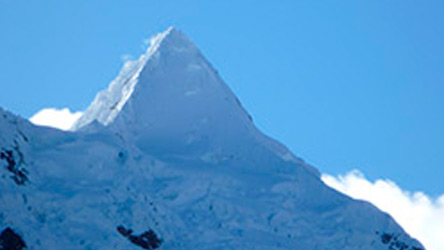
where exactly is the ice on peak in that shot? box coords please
[72,27,314,174]
[72,26,241,132]
[145,26,190,54]
[72,27,203,130]
[72,28,177,129]
[151,26,175,44]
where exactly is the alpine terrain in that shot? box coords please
[0,27,424,250]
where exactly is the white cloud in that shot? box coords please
[322,170,444,250]
[29,108,83,131]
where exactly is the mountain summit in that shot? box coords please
[73,26,233,131]
[0,28,424,250]
[74,27,314,174]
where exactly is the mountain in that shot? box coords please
[0,27,424,250]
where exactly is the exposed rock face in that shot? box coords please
[117,225,162,249]
[377,231,424,250]
[0,227,26,250]
[1,148,28,186]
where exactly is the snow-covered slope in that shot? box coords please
[73,27,313,176]
[0,28,424,250]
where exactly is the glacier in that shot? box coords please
[0,27,424,249]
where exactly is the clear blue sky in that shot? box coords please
[1,1,443,195]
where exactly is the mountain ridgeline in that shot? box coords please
[0,28,424,249]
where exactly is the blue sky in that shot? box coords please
[1,0,444,195]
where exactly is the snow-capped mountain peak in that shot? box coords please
[72,26,181,130]
[0,28,424,250]
[73,26,249,135]
[72,26,208,130]
[73,28,309,173]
